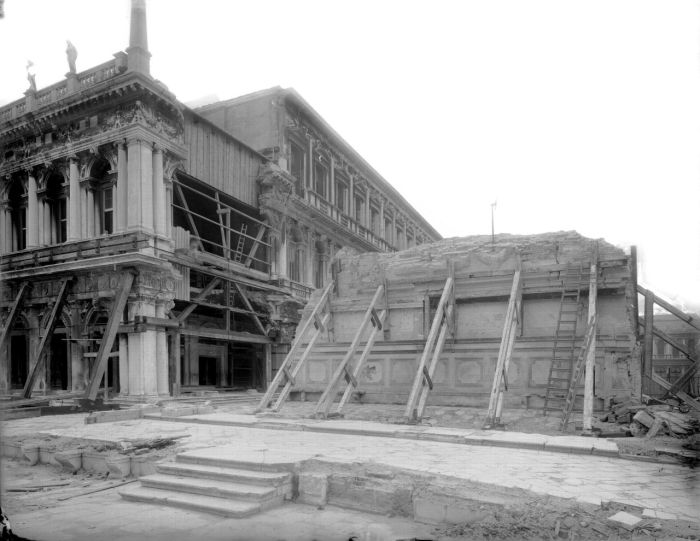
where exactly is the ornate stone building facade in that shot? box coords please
[0,0,439,400]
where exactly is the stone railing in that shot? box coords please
[305,189,394,252]
[0,53,126,125]
[275,277,314,301]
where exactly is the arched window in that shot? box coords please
[90,158,114,236]
[8,179,26,251]
[45,171,67,243]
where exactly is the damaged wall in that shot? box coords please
[286,231,641,409]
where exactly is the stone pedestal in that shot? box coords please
[66,72,80,93]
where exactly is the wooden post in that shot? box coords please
[86,272,135,400]
[583,245,598,432]
[23,278,71,398]
[315,285,384,417]
[643,292,654,395]
[415,304,453,420]
[404,277,453,421]
[170,331,181,396]
[630,246,639,338]
[264,343,272,389]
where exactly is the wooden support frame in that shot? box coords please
[484,269,522,428]
[177,277,222,322]
[174,183,202,246]
[86,272,135,400]
[22,278,71,398]
[404,276,455,422]
[637,285,700,332]
[0,281,30,354]
[650,371,700,412]
[233,282,267,336]
[244,226,266,268]
[314,285,385,418]
[582,244,598,432]
[561,314,597,431]
[254,281,334,413]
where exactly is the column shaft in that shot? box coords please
[152,147,166,236]
[87,188,95,237]
[116,142,128,232]
[27,173,39,248]
[68,158,81,241]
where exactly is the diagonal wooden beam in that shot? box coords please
[177,277,221,323]
[86,272,135,400]
[174,183,201,244]
[638,285,700,332]
[233,282,267,336]
[0,281,30,354]
[244,225,266,268]
[650,371,700,412]
[638,320,697,396]
[23,278,71,398]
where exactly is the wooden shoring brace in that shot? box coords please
[582,244,598,432]
[561,314,597,431]
[650,371,700,412]
[215,192,231,259]
[233,282,267,336]
[86,272,135,400]
[0,281,31,354]
[174,183,202,245]
[335,309,388,415]
[177,277,222,323]
[254,280,334,413]
[415,303,454,421]
[244,225,266,268]
[314,285,386,418]
[22,278,72,398]
[483,269,522,429]
[404,276,455,422]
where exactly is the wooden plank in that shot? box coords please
[177,277,221,322]
[179,327,271,344]
[638,285,700,331]
[233,283,267,336]
[494,289,522,423]
[415,305,453,420]
[244,226,266,268]
[643,293,654,394]
[315,285,385,418]
[273,312,331,411]
[0,281,30,354]
[23,278,71,398]
[335,309,387,414]
[255,281,334,413]
[404,277,454,421]
[86,272,134,400]
[650,372,700,412]
[484,270,521,427]
[583,244,598,432]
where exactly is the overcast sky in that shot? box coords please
[1,0,699,311]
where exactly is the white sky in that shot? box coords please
[1,0,699,311]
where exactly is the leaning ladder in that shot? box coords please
[314,285,388,418]
[543,264,584,416]
[255,281,334,413]
[483,268,522,429]
[404,275,455,422]
[560,314,597,431]
[233,223,248,263]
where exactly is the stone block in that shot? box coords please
[642,509,677,520]
[55,449,82,473]
[607,511,642,530]
[298,472,328,506]
[21,443,40,466]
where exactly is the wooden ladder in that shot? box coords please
[314,285,388,418]
[560,314,597,431]
[23,278,72,398]
[483,268,522,429]
[233,223,248,263]
[255,281,334,413]
[404,275,455,422]
[543,264,584,416]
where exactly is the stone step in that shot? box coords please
[157,462,291,487]
[177,453,296,473]
[120,485,261,518]
[139,473,282,503]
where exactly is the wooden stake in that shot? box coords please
[583,244,598,432]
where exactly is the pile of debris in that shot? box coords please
[601,400,699,439]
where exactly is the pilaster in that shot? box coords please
[26,171,39,248]
[152,145,166,237]
[116,141,128,233]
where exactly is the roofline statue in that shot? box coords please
[66,40,77,74]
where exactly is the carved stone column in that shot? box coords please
[116,141,128,233]
[118,335,129,395]
[26,171,39,248]
[348,174,355,219]
[126,295,158,397]
[126,138,153,232]
[379,197,385,240]
[42,200,51,245]
[329,155,335,205]
[152,145,166,237]
[365,190,371,229]
[68,157,81,241]
[155,299,170,396]
[0,202,7,254]
[86,184,95,237]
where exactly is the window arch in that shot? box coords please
[45,170,67,243]
[8,178,26,251]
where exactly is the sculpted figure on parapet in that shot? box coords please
[66,40,78,74]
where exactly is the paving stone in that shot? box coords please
[607,511,643,530]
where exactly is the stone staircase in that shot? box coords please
[120,453,293,518]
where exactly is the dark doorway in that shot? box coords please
[10,334,28,389]
[49,333,68,390]
[198,356,217,386]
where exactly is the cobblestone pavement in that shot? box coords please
[25,416,699,522]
